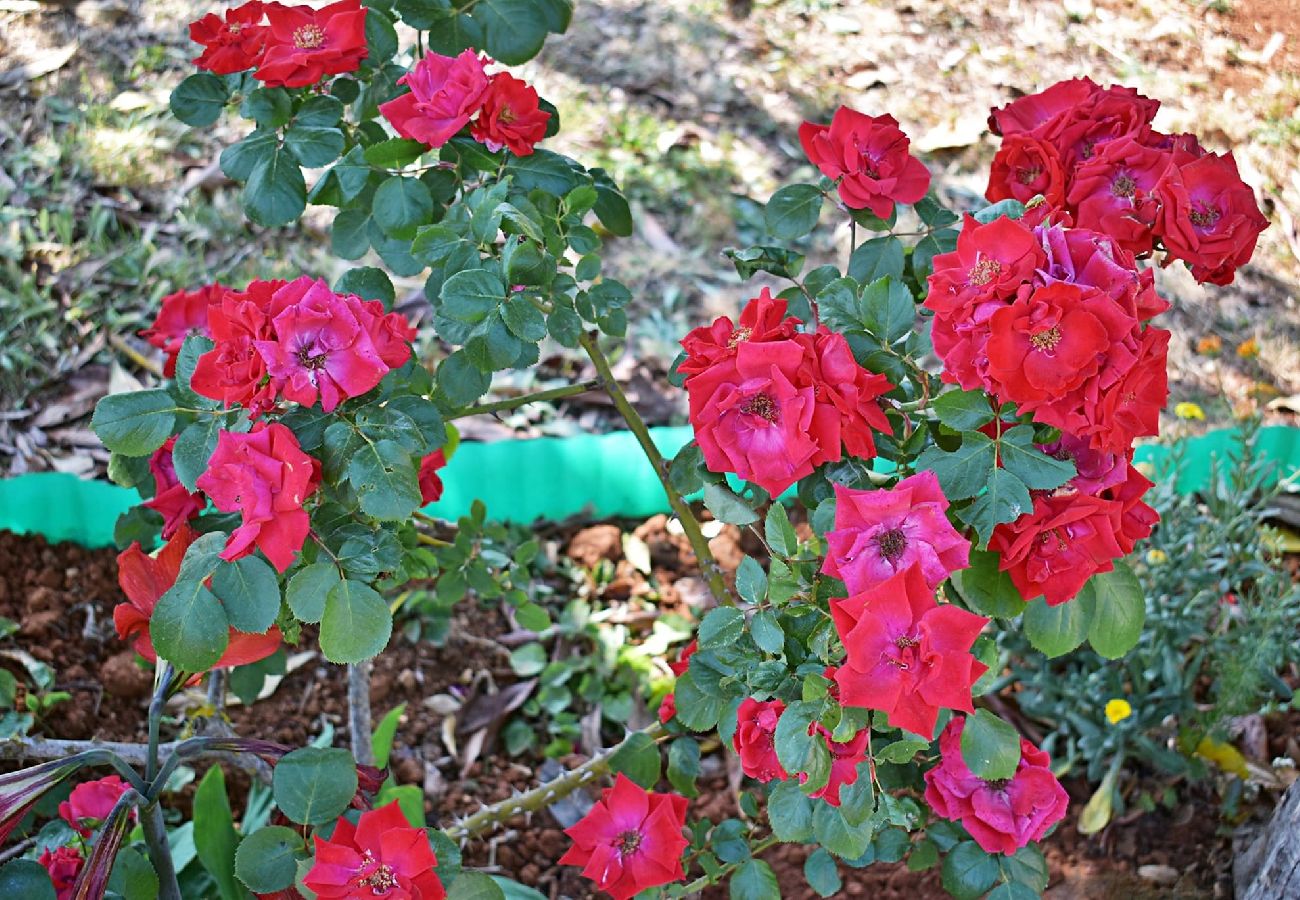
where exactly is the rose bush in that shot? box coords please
[0,2,1271,898]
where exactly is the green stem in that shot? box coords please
[449,379,601,419]
[678,835,780,893]
[578,332,738,607]
[141,802,182,900]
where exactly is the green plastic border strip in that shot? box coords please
[1,425,1297,550]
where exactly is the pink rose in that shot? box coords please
[58,775,130,837]
[143,437,205,538]
[380,50,489,148]
[799,107,930,218]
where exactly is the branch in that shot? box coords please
[449,379,602,420]
[348,661,374,767]
[578,332,738,607]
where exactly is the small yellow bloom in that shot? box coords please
[1175,402,1205,421]
[1105,699,1132,725]
[1145,549,1168,565]
[1196,335,1222,355]
[1237,338,1260,359]
[1195,736,1250,779]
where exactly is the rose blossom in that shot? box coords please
[380,50,490,148]
[470,72,551,156]
[924,717,1068,855]
[799,107,930,218]
[985,134,1067,207]
[194,423,320,571]
[143,437,205,538]
[732,699,787,783]
[823,473,969,594]
[805,725,870,807]
[678,287,799,379]
[191,280,285,415]
[304,801,445,899]
[39,846,83,900]
[59,775,130,837]
[140,284,219,376]
[795,329,892,465]
[559,773,688,900]
[1038,432,1127,496]
[989,491,1124,606]
[1154,151,1269,286]
[189,2,267,75]
[418,450,447,506]
[255,0,367,88]
[833,564,989,738]
[987,77,1098,138]
[1067,136,1169,255]
[657,640,696,725]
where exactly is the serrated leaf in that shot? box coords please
[698,607,746,649]
[703,483,759,525]
[960,709,1022,780]
[1084,562,1145,659]
[1023,595,1090,658]
[320,579,392,663]
[915,432,996,501]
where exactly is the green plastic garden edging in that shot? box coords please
[1,425,1297,549]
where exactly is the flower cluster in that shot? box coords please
[381,50,550,156]
[190,0,368,87]
[800,106,931,218]
[680,289,893,496]
[33,774,134,899]
[986,77,1268,284]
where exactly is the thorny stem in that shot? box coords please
[678,835,780,893]
[449,379,602,419]
[579,332,739,607]
[348,661,375,767]
[446,724,666,842]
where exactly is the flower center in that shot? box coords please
[1111,173,1137,199]
[356,853,399,895]
[876,527,907,562]
[857,147,881,179]
[740,392,778,423]
[984,777,1011,790]
[727,326,753,348]
[297,346,329,370]
[1015,165,1042,186]
[228,21,244,33]
[1029,326,1062,352]
[968,258,1002,286]
[498,106,516,124]
[617,830,642,856]
[1189,202,1221,229]
[885,632,923,672]
[293,23,326,49]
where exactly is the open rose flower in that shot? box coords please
[986,134,1067,207]
[795,330,892,465]
[143,437,205,538]
[0,757,106,846]
[823,473,969,594]
[678,287,800,379]
[559,773,688,900]
[255,0,367,88]
[191,279,285,416]
[190,2,267,74]
[988,77,1099,138]
[470,72,551,156]
[40,846,83,899]
[115,524,284,667]
[380,49,489,148]
[304,801,445,899]
[59,775,130,838]
[799,107,930,218]
[1067,136,1169,255]
[140,283,219,376]
[194,423,319,571]
[733,699,787,783]
[989,491,1124,606]
[924,717,1068,855]
[833,564,988,738]
[1154,151,1269,285]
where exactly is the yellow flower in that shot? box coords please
[1105,699,1132,725]
[1175,402,1205,421]
[1145,549,1168,565]
[1195,736,1249,779]
[1237,338,1260,359]
[1196,335,1222,355]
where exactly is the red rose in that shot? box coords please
[987,77,1098,138]
[304,801,445,899]
[802,723,869,807]
[1083,325,1169,454]
[796,329,892,465]
[732,699,787,783]
[1154,152,1269,285]
[470,72,551,156]
[256,0,367,88]
[140,283,219,377]
[58,775,130,838]
[799,107,930,218]
[1051,84,1159,167]
[678,287,799,380]
[989,491,1124,605]
[143,437,205,539]
[559,773,689,900]
[657,641,695,724]
[191,280,285,416]
[380,50,489,148]
[833,564,988,738]
[190,1,267,74]
[1105,462,1158,555]
[1036,223,1165,319]
[1066,136,1169,255]
[195,423,319,571]
[39,846,83,900]
[986,135,1067,207]
[418,450,447,505]
[923,717,1068,855]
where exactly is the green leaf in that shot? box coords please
[0,860,55,900]
[804,848,842,897]
[730,859,780,900]
[767,781,814,842]
[273,747,358,826]
[1023,596,1090,658]
[91,389,176,456]
[508,643,546,676]
[703,483,759,525]
[441,269,505,325]
[211,556,281,634]
[477,0,550,64]
[241,87,292,127]
[837,761,875,827]
[698,607,746,649]
[285,562,339,624]
[234,825,303,893]
[320,579,393,663]
[999,426,1075,491]
[875,738,930,764]
[973,199,1026,223]
[1078,764,1118,835]
[774,700,829,789]
[447,872,507,900]
[952,550,1026,619]
[750,609,784,654]
[999,843,1049,893]
[960,467,1033,546]
[859,276,915,343]
[814,802,873,859]
[591,169,632,236]
[736,557,768,606]
[502,296,547,342]
[941,841,999,900]
[170,73,229,127]
[245,146,306,227]
[672,670,728,732]
[107,846,158,900]
[988,884,1041,900]
[364,138,427,168]
[609,731,660,788]
[932,389,995,431]
[296,94,344,127]
[764,503,798,557]
[847,235,904,283]
[171,417,223,492]
[332,209,371,259]
[1085,562,1145,659]
[765,184,823,240]
[503,149,581,194]
[152,579,230,672]
[336,267,395,305]
[349,439,423,521]
[915,432,997,501]
[723,245,805,280]
[285,125,345,167]
[193,767,245,900]
[667,737,701,797]
[959,709,1022,781]
[373,176,434,240]
[514,602,550,632]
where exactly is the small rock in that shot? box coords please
[565,524,623,567]
[1138,864,1180,885]
[100,651,152,700]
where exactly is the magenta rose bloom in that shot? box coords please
[799,107,930,218]
[924,717,1069,856]
[1066,135,1169,255]
[678,287,800,380]
[822,473,969,594]
[58,775,130,838]
[380,49,490,148]
[195,422,319,572]
[1038,432,1127,496]
[732,699,788,783]
[143,437,205,538]
[1154,151,1269,286]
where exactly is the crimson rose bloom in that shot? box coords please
[833,564,988,738]
[418,450,447,506]
[805,724,870,807]
[115,525,284,667]
[1038,432,1127,496]
[823,473,969,594]
[191,280,285,416]
[140,283,219,377]
[1051,84,1159,167]
[1154,152,1269,286]
[40,846,83,900]
[304,801,445,899]
[195,423,320,571]
[1085,325,1169,454]
[677,287,799,380]
[559,773,689,900]
[799,107,930,218]
[732,699,787,783]
[989,491,1124,606]
[380,50,489,148]
[986,134,1067,207]
[987,77,1098,138]
[143,437,205,539]
[256,0,367,88]
[795,330,892,465]
[190,2,267,75]
[1067,136,1169,255]
[657,640,696,724]
[924,717,1068,856]
[471,72,551,156]
[59,775,130,838]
